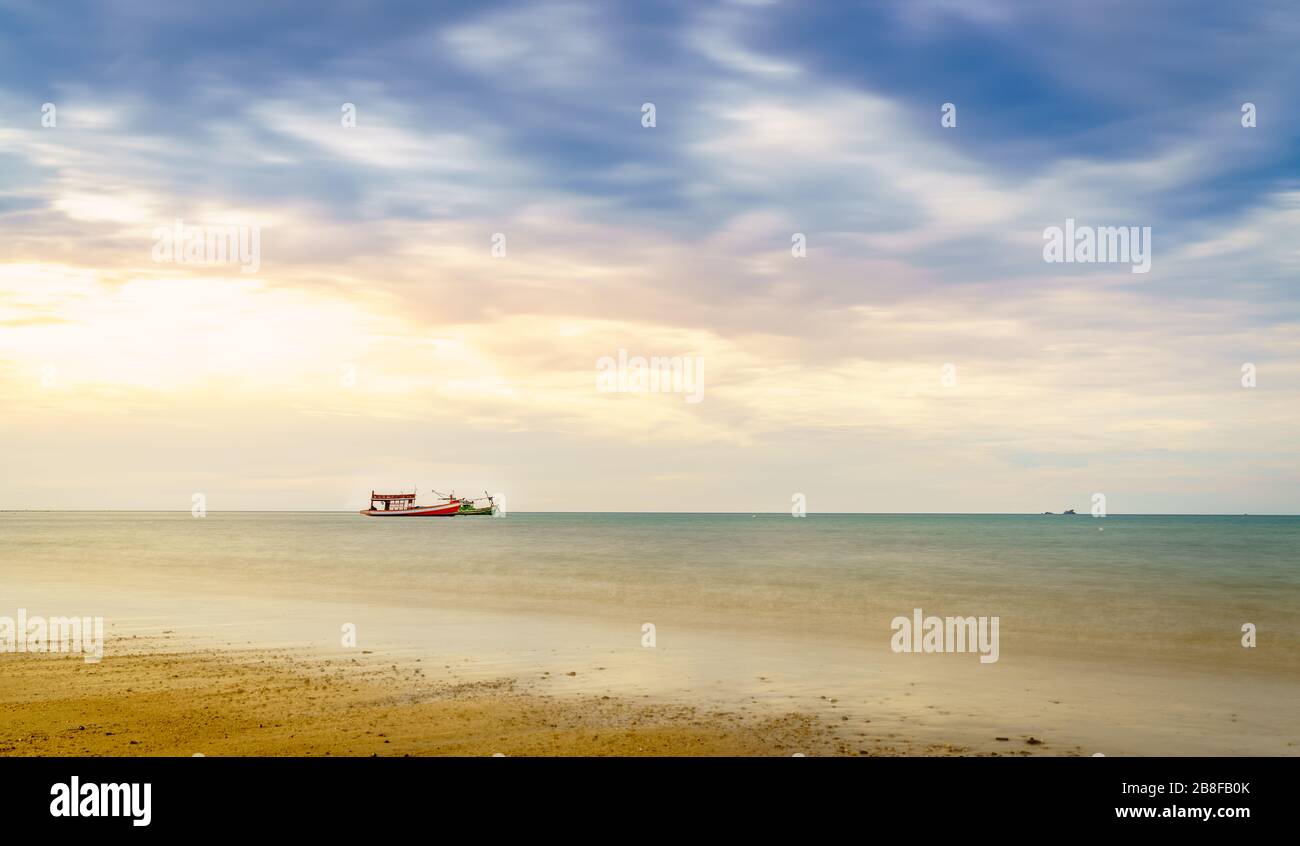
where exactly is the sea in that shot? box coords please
[3,512,1297,755]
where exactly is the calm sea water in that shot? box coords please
[4,512,1297,753]
[4,512,1296,659]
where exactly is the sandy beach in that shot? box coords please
[2,635,995,757]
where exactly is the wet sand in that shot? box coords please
[1,638,860,757]
[6,632,1286,757]
[4,622,1292,757]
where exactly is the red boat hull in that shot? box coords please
[360,500,461,517]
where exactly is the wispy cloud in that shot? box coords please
[1,0,1297,510]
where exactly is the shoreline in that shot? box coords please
[4,632,1292,757]
[0,640,856,757]
[4,604,1296,757]
[0,636,1074,757]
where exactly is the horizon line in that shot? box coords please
[0,510,1293,517]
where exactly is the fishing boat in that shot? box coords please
[456,493,497,516]
[359,491,461,517]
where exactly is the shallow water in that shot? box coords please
[3,512,1297,754]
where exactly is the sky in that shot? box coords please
[1,0,1297,512]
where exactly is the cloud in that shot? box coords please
[0,0,1297,510]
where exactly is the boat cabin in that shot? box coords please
[369,491,416,511]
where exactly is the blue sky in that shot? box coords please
[4,1,1295,228]
[1,0,1298,511]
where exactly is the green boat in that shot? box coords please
[456,494,496,516]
